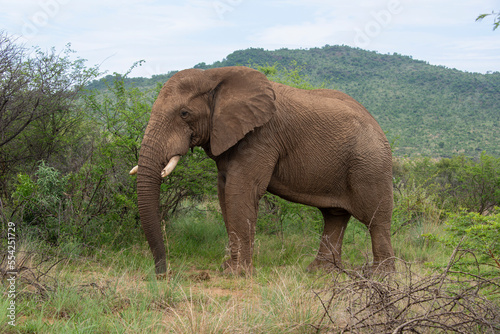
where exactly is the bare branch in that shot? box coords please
[314,254,500,333]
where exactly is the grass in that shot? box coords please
[1,202,499,333]
[1,251,324,333]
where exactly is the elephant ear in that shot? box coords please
[208,67,276,156]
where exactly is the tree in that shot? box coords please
[0,31,99,196]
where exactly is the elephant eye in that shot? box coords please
[180,110,189,118]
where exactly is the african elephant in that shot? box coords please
[131,66,395,276]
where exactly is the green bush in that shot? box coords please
[255,61,324,90]
[392,178,443,236]
[0,34,100,199]
[436,153,500,214]
[393,154,500,215]
[425,209,500,275]
[12,162,71,245]
[10,161,136,250]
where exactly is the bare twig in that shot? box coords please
[314,250,500,333]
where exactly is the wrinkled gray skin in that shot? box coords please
[135,66,394,276]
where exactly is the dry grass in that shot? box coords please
[1,248,323,333]
[1,242,499,333]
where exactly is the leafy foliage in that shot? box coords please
[254,61,323,90]
[393,154,500,215]
[393,156,500,276]
[83,61,155,167]
[12,162,70,245]
[434,153,500,214]
[425,209,500,275]
[159,147,217,217]
[476,11,500,30]
[0,32,100,195]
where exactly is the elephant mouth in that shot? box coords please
[190,133,206,147]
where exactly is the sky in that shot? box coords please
[0,0,499,78]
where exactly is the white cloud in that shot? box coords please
[1,0,499,76]
[1,0,234,75]
[250,18,354,47]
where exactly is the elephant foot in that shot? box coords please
[306,257,342,273]
[221,259,254,276]
[156,273,168,281]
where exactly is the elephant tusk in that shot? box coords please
[129,165,138,175]
[161,155,181,178]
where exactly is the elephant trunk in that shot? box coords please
[137,132,168,275]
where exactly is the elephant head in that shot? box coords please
[132,67,276,275]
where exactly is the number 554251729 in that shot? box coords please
[7,222,16,271]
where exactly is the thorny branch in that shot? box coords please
[313,249,500,333]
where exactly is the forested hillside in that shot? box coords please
[96,45,499,157]
[195,46,500,157]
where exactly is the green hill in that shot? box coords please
[90,45,500,157]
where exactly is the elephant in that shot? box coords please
[130,66,395,276]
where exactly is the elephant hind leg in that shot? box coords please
[360,206,395,272]
[307,208,350,272]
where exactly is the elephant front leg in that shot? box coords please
[217,173,266,275]
[221,192,260,275]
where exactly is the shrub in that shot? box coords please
[12,162,71,245]
[393,154,500,215]
[425,209,500,276]
[10,160,141,250]
[392,178,443,236]
[441,153,500,214]
[0,33,99,197]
